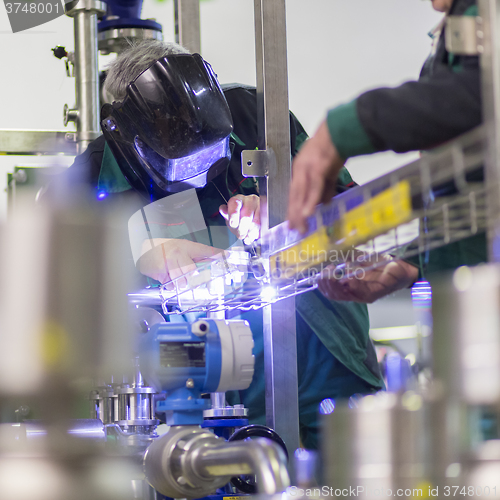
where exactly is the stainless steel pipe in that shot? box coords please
[66,0,105,154]
[143,425,289,498]
[193,437,290,494]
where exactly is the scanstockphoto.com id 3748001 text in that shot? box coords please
[287,485,499,498]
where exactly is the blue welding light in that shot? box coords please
[411,280,432,308]
[319,398,335,415]
[97,190,108,200]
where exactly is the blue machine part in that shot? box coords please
[104,0,143,20]
[201,418,250,439]
[139,320,222,394]
[139,319,255,425]
[98,0,162,34]
[98,17,162,32]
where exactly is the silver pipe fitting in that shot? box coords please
[193,436,290,494]
[143,425,289,499]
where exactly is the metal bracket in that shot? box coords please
[445,16,484,55]
[241,148,276,177]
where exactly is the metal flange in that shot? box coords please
[65,0,106,17]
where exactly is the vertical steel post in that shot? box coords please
[253,0,300,455]
[479,0,500,260]
[66,0,105,155]
[174,0,201,54]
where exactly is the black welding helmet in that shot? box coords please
[101,53,233,200]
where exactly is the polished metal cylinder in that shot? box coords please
[432,264,500,405]
[89,389,102,420]
[210,392,226,408]
[322,392,429,498]
[66,0,105,154]
[117,388,155,422]
[143,425,289,498]
[74,9,100,154]
[99,386,115,425]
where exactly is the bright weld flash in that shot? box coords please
[261,286,277,302]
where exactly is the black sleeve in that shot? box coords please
[356,65,481,153]
[64,135,106,187]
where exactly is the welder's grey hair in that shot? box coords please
[103,39,191,101]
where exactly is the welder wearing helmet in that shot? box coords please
[65,39,384,449]
[287,0,484,304]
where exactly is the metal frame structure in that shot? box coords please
[174,0,201,54]
[253,0,299,453]
[65,0,105,155]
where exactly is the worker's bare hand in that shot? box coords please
[317,256,419,304]
[219,194,261,244]
[137,238,223,287]
[287,120,344,234]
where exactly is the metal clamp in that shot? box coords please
[445,16,484,55]
[241,148,276,177]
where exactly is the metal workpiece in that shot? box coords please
[143,425,289,498]
[132,123,490,317]
[253,0,300,457]
[321,392,429,497]
[65,0,105,155]
[432,264,500,405]
[174,0,201,54]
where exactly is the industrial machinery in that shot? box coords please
[0,192,291,500]
[5,0,500,498]
[87,307,290,499]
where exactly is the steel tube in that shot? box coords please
[210,392,226,408]
[174,0,201,54]
[71,2,102,154]
[253,0,300,456]
[194,438,290,494]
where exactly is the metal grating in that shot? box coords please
[129,124,489,314]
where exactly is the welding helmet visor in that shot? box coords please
[101,53,233,199]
